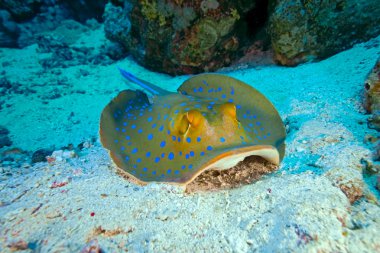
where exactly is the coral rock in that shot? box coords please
[364,59,380,130]
[326,167,364,204]
[268,0,380,66]
[104,0,257,75]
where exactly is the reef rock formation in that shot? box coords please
[364,59,380,131]
[0,0,108,48]
[268,0,380,66]
[104,0,258,75]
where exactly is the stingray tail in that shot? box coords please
[118,67,170,96]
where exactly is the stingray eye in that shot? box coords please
[177,115,190,135]
[186,110,203,127]
[220,102,237,119]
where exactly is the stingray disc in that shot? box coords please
[100,74,286,185]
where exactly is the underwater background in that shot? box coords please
[0,0,380,252]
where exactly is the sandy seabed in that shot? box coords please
[0,26,380,252]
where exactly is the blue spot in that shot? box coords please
[167,169,171,174]
[155,157,160,163]
[181,165,186,169]
[230,87,235,95]
[174,110,179,114]
[167,130,171,135]
[217,87,222,91]
[180,102,187,106]
[209,101,215,105]
[131,124,136,129]
[125,156,129,161]
[159,125,164,131]
[122,129,126,132]
[186,137,191,143]
[163,115,168,120]
[161,153,165,158]
[198,87,203,92]
[256,122,261,126]
[147,117,153,122]
[188,164,193,169]
[143,167,148,172]
[178,137,181,142]
[136,158,142,163]
[267,133,271,136]
[207,146,213,151]
[160,141,166,148]
[236,104,241,109]
[131,148,138,154]
[249,123,253,127]
[172,135,176,141]
[222,94,226,99]
[116,127,120,131]
[228,99,234,103]
[138,129,143,134]
[207,105,213,110]
[168,152,174,160]
[202,80,209,86]
[185,154,190,159]
[146,151,151,157]
[193,88,197,93]
[243,114,248,119]
[208,88,214,93]
[240,136,245,140]
[190,151,194,157]
[200,152,205,156]
[179,151,183,156]
[147,134,153,140]
[114,140,118,143]
[220,137,225,143]
[194,104,202,108]
[152,123,157,128]
[152,171,156,175]
[197,137,201,142]
[174,170,179,174]
[121,146,125,151]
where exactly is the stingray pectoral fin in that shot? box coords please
[208,145,280,170]
[99,89,150,149]
[178,74,286,161]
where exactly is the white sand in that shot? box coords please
[0,26,379,252]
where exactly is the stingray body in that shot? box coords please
[100,69,286,185]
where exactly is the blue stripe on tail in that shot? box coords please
[118,67,169,96]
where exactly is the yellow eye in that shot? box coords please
[176,110,204,135]
[187,110,203,127]
[177,115,190,135]
[220,102,237,119]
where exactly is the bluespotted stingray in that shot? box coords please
[100,68,286,187]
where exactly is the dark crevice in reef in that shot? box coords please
[246,0,270,39]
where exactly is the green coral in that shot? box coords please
[141,0,159,21]
[198,19,219,50]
